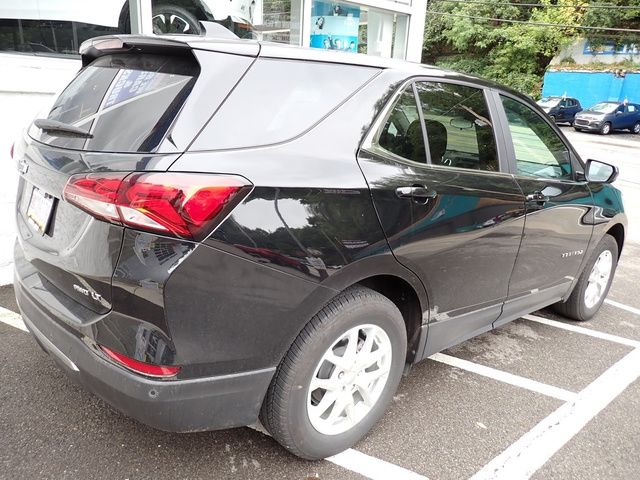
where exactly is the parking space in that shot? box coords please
[1,131,639,479]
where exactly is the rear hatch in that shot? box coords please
[14,36,256,315]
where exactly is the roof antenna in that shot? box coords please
[199,21,239,40]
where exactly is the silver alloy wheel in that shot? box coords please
[584,250,613,309]
[153,13,194,34]
[602,123,611,135]
[634,122,640,134]
[307,324,392,436]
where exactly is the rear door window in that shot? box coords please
[30,53,199,152]
[377,87,425,163]
[190,58,379,150]
[415,81,499,171]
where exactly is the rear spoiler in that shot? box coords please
[79,36,193,67]
[79,32,259,67]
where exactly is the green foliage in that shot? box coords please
[423,0,640,97]
[581,0,640,47]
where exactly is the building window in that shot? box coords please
[309,1,408,58]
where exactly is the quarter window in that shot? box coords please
[377,88,426,163]
[500,95,572,179]
[415,82,499,171]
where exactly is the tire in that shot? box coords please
[553,235,618,321]
[574,127,582,132]
[600,122,612,135]
[632,121,640,134]
[152,5,202,35]
[549,115,556,123]
[260,286,407,460]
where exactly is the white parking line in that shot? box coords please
[605,298,640,317]
[248,424,429,480]
[522,314,640,348]
[429,353,576,402]
[327,448,429,480]
[0,306,26,332]
[470,347,640,480]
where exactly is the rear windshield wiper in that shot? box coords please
[33,119,93,138]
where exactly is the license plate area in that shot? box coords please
[26,186,55,235]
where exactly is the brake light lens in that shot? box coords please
[100,345,181,378]
[63,172,250,240]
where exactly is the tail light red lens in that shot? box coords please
[100,346,181,378]
[63,172,250,240]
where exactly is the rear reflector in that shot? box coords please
[63,172,250,240]
[100,346,181,378]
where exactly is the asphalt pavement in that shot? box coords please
[0,129,639,480]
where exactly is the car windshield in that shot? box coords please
[588,102,618,114]
[538,97,560,108]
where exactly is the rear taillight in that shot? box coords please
[100,346,180,378]
[63,172,250,240]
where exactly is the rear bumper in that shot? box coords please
[15,276,275,433]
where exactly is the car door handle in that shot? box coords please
[396,186,438,201]
[525,191,549,205]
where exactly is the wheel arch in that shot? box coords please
[356,275,425,364]
[606,222,625,259]
[312,254,429,365]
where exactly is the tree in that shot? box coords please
[423,0,604,96]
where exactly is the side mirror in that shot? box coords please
[585,159,618,183]
[615,110,623,116]
[450,117,474,130]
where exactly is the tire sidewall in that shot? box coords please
[574,235,618,320]
[284,296,406,459]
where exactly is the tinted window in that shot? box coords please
[377,87,425,163]
[191,59,378,150]
[416,82,499,171]
[501,95,571,179]
[0,19,118,56]
[31,54,199,152]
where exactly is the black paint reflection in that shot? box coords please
[206,186,389,282]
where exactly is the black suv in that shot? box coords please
[13,34,626,460]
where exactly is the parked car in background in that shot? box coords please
[13,33,626,460]
[574,101,640,135]
[537,96,582,124]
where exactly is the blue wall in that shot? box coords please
[542,71,640,108]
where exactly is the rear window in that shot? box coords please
[30,53,199,152]
[190,58,379,150]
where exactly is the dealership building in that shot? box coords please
[1,0,428,91]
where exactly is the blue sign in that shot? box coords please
[310,1,360,53]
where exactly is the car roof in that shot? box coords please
[81,34,531,101]
[84,34,506,83]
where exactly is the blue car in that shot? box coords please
[537,96,582,124]
[574,101,640,135]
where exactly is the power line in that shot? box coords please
[434,0,640,10]
[426,10,640,33]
